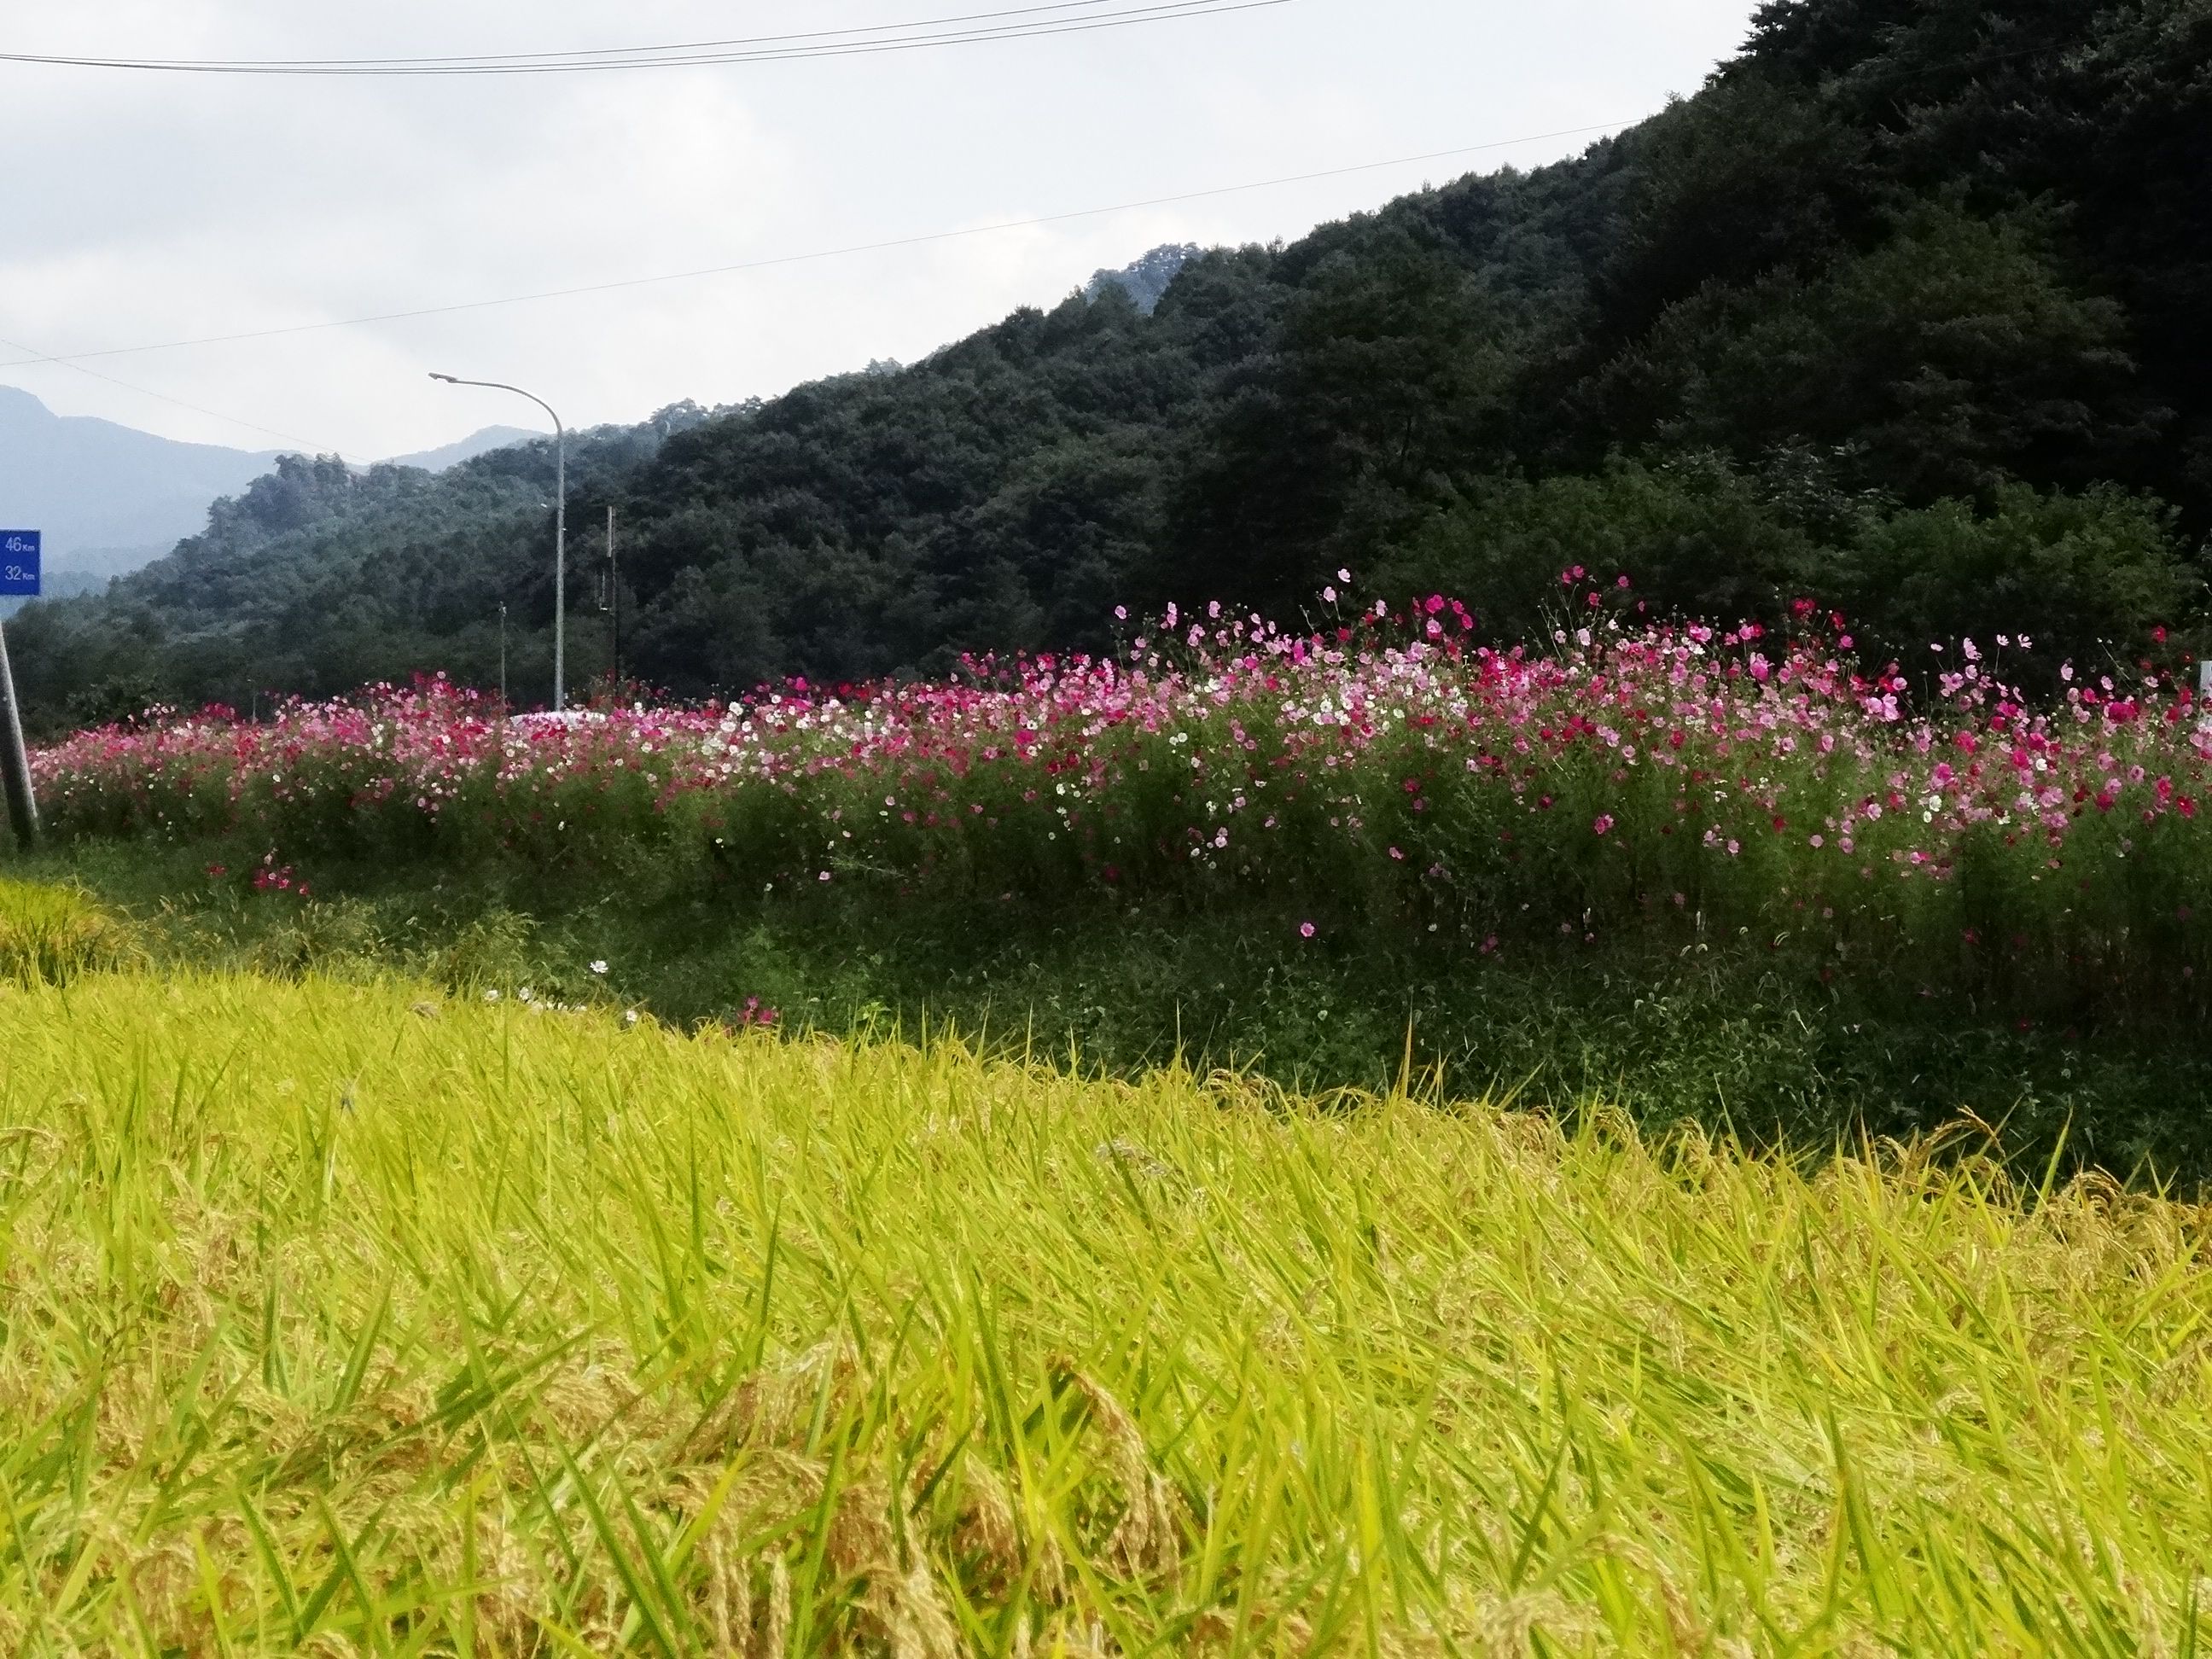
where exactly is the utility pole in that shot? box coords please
[0,619,38,851]
[606,505,620,692]
[499,602,509,708]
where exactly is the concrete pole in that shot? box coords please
[0,619,40,851]
[553,430,567,712]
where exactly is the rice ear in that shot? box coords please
[753,1555,792,1659]
[879,1557,963,1659]
[708,1537,753,1656]
[1051,1357,1184,1578]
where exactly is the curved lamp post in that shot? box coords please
[430,373,567,712]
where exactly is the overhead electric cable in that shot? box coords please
[0,332,345,456]
[9,1,1153,69]
[0,1,1284,76]
[0,120,1633,374]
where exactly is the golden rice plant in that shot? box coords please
[0,876,134,986]
[0,970,2207,1654]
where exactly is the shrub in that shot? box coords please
[1840,483,2201,670]
[1379,455,1818,638]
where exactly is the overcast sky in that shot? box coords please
[0,0,1761,462]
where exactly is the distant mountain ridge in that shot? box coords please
[381,427,542,474]
[1086,244,1202,315]
[0,385,281,579]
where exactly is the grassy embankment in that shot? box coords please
[14,835,2212,1190]
[3,934,2210,1652]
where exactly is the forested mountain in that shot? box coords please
[11,0,2210,729]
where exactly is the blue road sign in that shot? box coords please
[0,533,39,597]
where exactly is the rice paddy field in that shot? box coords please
[4,960,2210,1655]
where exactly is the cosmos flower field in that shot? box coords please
[32,588,2212,1008]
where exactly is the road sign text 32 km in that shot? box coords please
[0,533,40,598]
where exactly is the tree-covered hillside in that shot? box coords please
[12,0,2209,727]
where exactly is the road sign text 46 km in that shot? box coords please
[0,532,41,597]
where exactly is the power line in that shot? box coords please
[0,1,1284,76]
[0,121,1633,374]
[0,331,345,456]
[6,1,1150,69]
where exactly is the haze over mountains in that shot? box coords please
[0,386,535,597]
[0,387,279,593]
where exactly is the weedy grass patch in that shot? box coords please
[1,971,2209,1653]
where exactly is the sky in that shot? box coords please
[0,0,1763,463]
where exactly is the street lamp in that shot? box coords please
[430,373,568,712]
